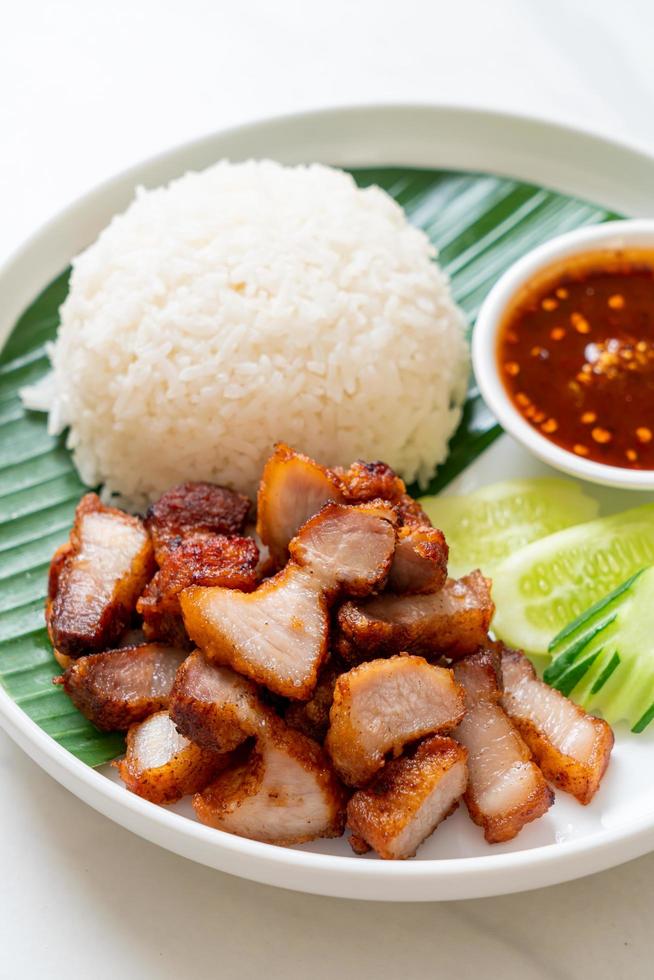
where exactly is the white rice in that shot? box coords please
[23,160,469,509]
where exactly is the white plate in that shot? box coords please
[1,105,654,902]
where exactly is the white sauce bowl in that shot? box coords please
[472,219,654,490]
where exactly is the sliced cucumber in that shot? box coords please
[491,502,654,654]
[544,567,654,731]
[419,478,599,578]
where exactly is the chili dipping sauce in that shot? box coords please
[497,249,654,470]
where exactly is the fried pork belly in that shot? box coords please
[337,458,406,504]
[500,646,613,805]
[117,711,228,804]
[146,482,251,562]
[325,655,465,787]
[336,571,494,663]
[457,643,503,701]
[169,649,274,753]
[256,444,346,566]
[53,627,148,672]
[57,643,185,731]
[52,649,73,671]
[47,494,154,657]
[256,445,439,592]
[337,459,430,527]
[347,736,468,859]
[393,494,431,529]
[387,525,448,596]
[284,658,342,742]
[288,500,396,594]
[181,502,396,699]
[137,533,259,645]
[194,723,347,845]
[454,650,553,843]
[48,541,72,601]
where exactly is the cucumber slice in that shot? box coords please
[492,502,654,654]
[419,478,599,578]
[544,567,654,731]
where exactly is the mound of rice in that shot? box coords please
[26,160,468,509]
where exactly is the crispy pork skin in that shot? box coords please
[57,643,185,731]
[387,525,448,596]
[117,711,228,804]
[325,656,465,787]
[346,736,468,859]
[337,458,406,503]
[336,571,494,663]
[169,650,274,753]
[337,459,431,529]
[454,650,554,843]
[137,533,259,645]
[193,723,347,845]
[180,502,396,699]
[146,482,251,562]
[500,646,613,805]
[47,494,154,657]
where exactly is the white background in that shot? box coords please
[2,1,654,977]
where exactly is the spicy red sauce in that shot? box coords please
[497,250,654,470]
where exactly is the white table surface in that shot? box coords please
[2,1,654,976]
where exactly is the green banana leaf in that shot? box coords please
[0,167,619,766]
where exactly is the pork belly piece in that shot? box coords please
[387,525,448,596]
[193,723,347,845]
[325,655,465,787]
[181,502,396,699]
[347,736,468,859]
[137,533,259,645]
[169,649,274,753]
[456,643,503,701]
[454,650,553,843]
[500,646,613,805]
[336,571,494,663]
[284,657,342,742]
[182,564,326,700]
[117,711,228,804]
[256,443,346,567]
[256,445,439,591]
[56,643,185,731]
[337,459,430,527]
[47,494,154,657]
[146,482,251,562]
[288,499,396,595]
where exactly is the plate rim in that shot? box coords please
[2,102,654,901]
